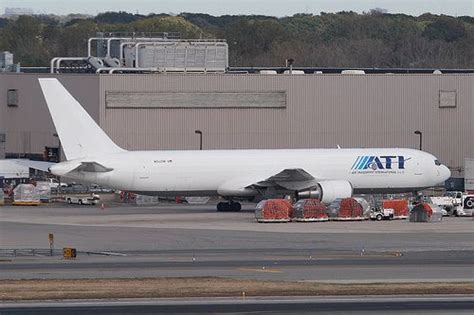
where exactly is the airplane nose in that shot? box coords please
[441,165,451,182]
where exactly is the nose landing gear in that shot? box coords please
[217,201,242,212]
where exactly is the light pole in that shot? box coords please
[414,130,422,151]
[286,58,294,74]
[194,130,202,150]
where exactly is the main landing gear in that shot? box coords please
[217,201,242,212]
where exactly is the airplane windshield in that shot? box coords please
[434,159,441,166]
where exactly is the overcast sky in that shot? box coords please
[1,0,472,17]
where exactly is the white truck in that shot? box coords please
[66,194,100,205]
[429,192,463,216]
[455,194,474,217]
[429,196,455,216]
[431,192,474,216]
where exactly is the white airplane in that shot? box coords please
[39,78,451,211]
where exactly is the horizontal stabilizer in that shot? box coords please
[74,162,114,173]
[49,161,113,176]
[10,159,55,172]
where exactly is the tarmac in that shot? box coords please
[0,202,473,282]
[1,295,473,314]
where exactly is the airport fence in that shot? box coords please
[0,248,61,257]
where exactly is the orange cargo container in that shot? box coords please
[255,199,294,223]
[293,199,329,222]
[383,199,409,219]
[334,198,364,220]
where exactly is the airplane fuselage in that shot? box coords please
[52,148,449,197]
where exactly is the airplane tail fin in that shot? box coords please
[39,78,124,160]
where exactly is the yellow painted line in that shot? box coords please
[237,267,283,273]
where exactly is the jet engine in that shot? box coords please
[298,180,353,204]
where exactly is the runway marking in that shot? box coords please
[237,267,283,273]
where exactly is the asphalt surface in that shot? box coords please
[1,249,473,282]
[0,203,473,282]
[1,296,473,314]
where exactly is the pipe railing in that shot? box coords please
[50,57,89,73]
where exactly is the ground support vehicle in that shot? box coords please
[455,194,474,217]
[370,208,394,221]
[66,194,100,205]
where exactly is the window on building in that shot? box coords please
[7,89,18,107]
[439,90,456,108]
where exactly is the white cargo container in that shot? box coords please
[465,158,474,193]
[13,184,40,205]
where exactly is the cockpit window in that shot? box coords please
[434,159,441,166]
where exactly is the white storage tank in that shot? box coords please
[0,51,13,67]
[341,69,365,74]
[283,70,305,74]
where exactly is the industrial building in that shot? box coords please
[1,72,472,178]
[0,36,472,187]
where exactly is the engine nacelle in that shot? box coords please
[299,180,353,204]
[318,180,353,204]
[297,189,321,199]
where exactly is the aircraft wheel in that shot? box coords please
[232,202,242,212]
[217,202,227,212]
[217,202,241,212]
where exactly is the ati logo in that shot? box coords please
[352,156,408,170]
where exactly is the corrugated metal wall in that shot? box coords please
[99,74,473,175]
[0,74,99,155]
[0,73,472,176]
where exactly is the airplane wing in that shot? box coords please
[253,168,319,191]
[217,168,321,196]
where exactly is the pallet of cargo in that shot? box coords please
[292,199,329,222]
[255,199,293,223]
[12,201,41,206]
[383,199,409,219]
[293,217,328,222]
[330,216,365,221]
[327,198,365,221]
[256,218,291,223]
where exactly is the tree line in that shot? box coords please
[0,10,472,68]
